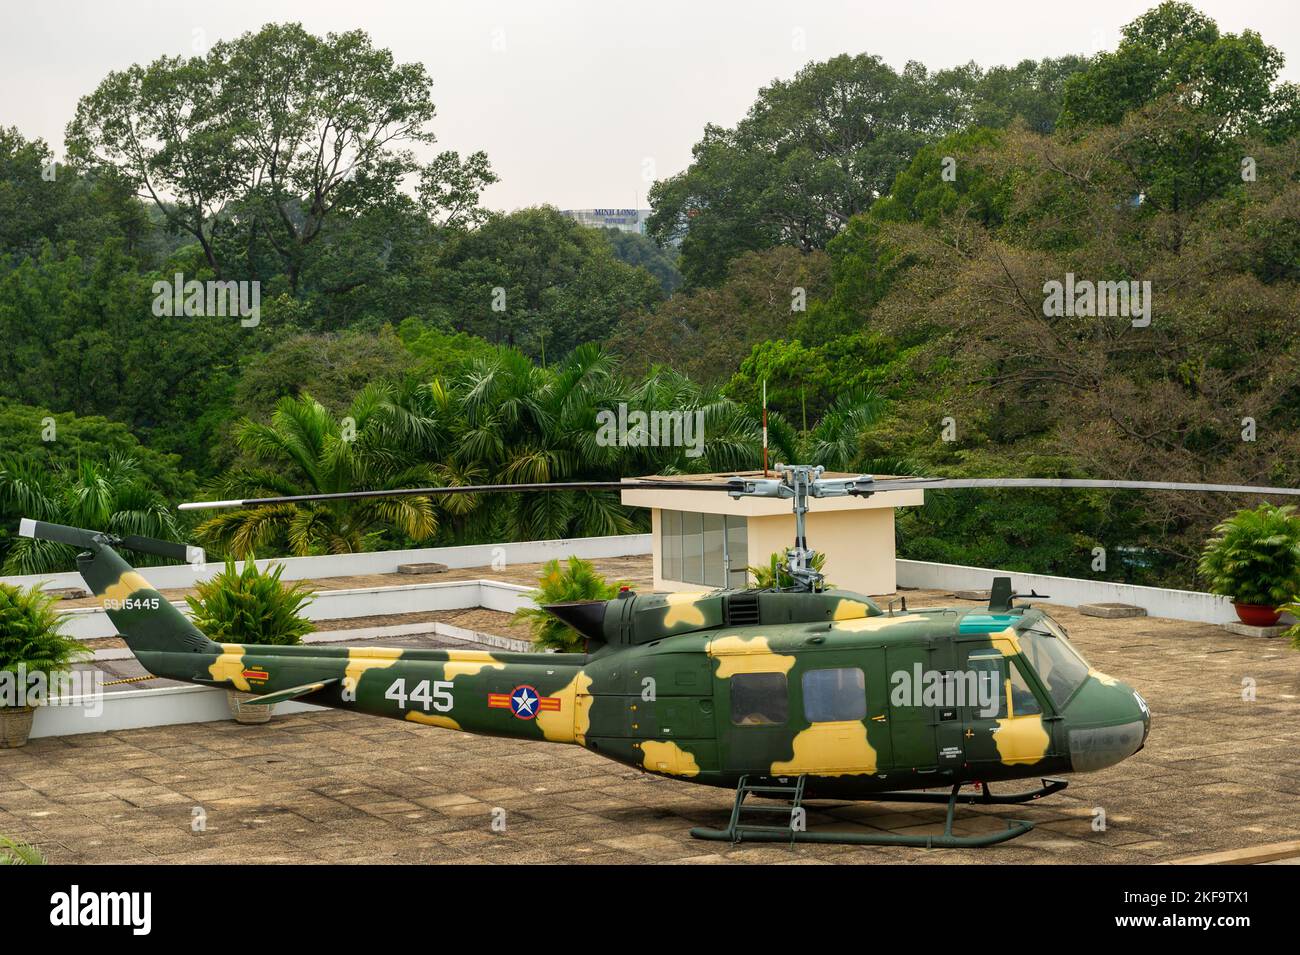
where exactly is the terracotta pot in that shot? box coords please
[227,690,274,724]
[1233,602,1281,627]
[0,705,36,748]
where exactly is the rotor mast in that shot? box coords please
[725,464,878,592]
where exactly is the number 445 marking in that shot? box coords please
[385,678,454,713]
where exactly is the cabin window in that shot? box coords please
[730,672,788,725]
[802,667,867,722]
[966,653,1007,719]
[1008,662,1042,717]
[660,509,748,589]
[1018,624,1090,709]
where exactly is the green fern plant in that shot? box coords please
[1280,602,1300,649]
[515,557,628,652]
[186,556,315,646]
[1198,504,1300,607]
[748,550,829,590]
[0,836,46,864]
[0,583,90,692]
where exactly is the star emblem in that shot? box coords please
[488,685,562,719]
[512,686,538,717]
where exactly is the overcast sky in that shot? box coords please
[2,1,1296,212]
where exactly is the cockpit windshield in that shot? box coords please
[1018,616,1091,709]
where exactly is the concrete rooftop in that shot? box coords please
[3,562,1300,864]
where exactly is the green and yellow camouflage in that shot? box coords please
[59,521,1151,848]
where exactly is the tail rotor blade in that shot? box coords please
[17,519,201,564]
[18,519,101,550]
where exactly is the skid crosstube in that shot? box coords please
[689,777,1066,847]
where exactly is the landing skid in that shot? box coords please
[689,777,1067,848]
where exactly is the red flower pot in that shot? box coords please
[1233,603,1281,627]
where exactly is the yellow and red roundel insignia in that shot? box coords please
[488,685,561,720]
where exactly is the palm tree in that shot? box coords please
[0,454,181,574]
[194,386,439,557]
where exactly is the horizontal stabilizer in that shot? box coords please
[18,518,202,564]
[240,678,339,706]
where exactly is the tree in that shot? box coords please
[233,326,417,421]
[428,207,662,359]
[598,228,683,295]
[610,246,831,386]
[0,454,183,574]
[195,388,439,556]
[824,35,1300,584]
[1060,2,1288,133]
[649,52,1088,286]
[65,23,494,292]
[0,127,147,262]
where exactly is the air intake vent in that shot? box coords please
[726,593,761,627]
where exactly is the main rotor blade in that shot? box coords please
[177,479,740,511]
[857,477,1300,497]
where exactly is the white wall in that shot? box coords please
[28,684,322,739]
[54,579,539,639]
[1,533,653,593]
[896,559,1236,624]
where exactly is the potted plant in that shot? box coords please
[186,555,315,723]
[515,557,628,652]
[1198,504,1300,626]
[0,583,90,747]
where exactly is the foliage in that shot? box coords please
[65,22,494,292]
[648,52,1088,285]
[611,247,831,386]
[428,206,663,359]
[598,228,683,295]
[749,551,828,590]
[1279,601,1300,649]
[0,126,146,262]
[0,583,90,678]
[808,3,1300,586]
[0,454,183,574]
[185,555,315,645]
[195,388,439,557]
[0,836,46,865]
[514,557,627,652]
[233,326,417,421]
[1197,505,1300,606]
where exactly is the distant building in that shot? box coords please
[561,208,653,236]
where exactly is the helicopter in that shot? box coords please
[19,464,1300,848]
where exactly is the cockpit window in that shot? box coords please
[1018,620,1091,709]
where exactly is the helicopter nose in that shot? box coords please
[1064,672,1150,773]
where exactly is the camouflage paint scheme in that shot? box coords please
[79,544,1150,799]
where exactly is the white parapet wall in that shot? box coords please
[29,685,322,739]
[53,579,539,640]
[1,533,653,593]
[896,559,1236,624]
